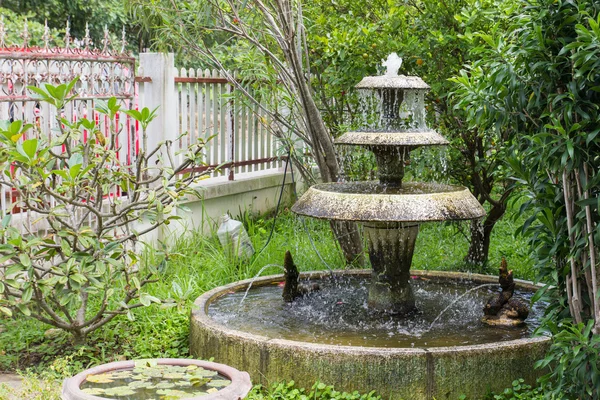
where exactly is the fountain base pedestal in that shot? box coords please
[363,222,418,314]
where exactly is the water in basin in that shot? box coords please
[208,275,544,348]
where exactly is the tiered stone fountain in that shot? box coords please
[292,53,485,315]
[190,55,550,400]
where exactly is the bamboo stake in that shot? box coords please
[583,164,600,333]
[563,169,583,323]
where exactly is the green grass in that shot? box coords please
[0,202,534,397]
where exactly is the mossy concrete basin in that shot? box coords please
[190,270,550,400]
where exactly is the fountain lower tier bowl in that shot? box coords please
[291,182,486,222]
[190,270,549,400]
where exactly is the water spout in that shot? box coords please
[427,283,497,332]
[382,53,403,77]
[239,264,285,305]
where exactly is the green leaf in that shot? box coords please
[0,306,12,317]
[19,253,31,268]
[21,286,33,302]
[1,214,12,228]
[139,293,161,307]
[22,139,38,159]
[16,303,31,316]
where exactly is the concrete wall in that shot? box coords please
[158,169,297,242]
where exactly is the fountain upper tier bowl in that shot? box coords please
[291,182,486,223]
[335,129,449,147]
[356,74,430,89]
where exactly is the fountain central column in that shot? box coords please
[364,144,417,313]
[364,221,418,314]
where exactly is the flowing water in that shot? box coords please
[209,275,545,348]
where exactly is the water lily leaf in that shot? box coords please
[186,365,199,370]
[134,359,158,368]
[156,388,188,396]
[141,369,163,378]
[104,386,136,396]
[174,380,192,387]
[207,379,231,388]
[189,377,210,387]
[111,370,134,379]
[128,380,154,389]
[194,368,218,377]
[207,387,219,394]
[155,382,176,389]
[86,373,114,383]
[81,388,106,395]
[163,372,185,379]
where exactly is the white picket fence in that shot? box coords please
[171,68,281,180]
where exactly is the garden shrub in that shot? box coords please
[0,79,209,343]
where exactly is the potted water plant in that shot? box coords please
[61,358,252,400]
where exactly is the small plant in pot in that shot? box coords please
[62,358,252,399]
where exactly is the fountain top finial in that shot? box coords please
[355,52,430,90]
[382,53,403,77]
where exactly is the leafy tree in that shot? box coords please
[305,0,516,267]
[0,0,144,51]
[452,0,600,336]
[0,7,63,47]
[128,0,365,265]
[0,80,210,343]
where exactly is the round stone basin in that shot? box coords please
[62,358,252,400]
[291,182,486,222]
[190,270,550,400]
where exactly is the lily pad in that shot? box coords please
[81,387,106,395]
[156,388,188,396]
[189,377,210,387]
[141,369,164,378]
[104,386,137,396]
[207,387,219,394]
[207,379,231,388]
[128,380,155,389]
[86,373,114,383]
[111,370,134,379]
[193,368,218,377]
[134,359,158,368]
[163,372,185,379]
[155,381,176,389]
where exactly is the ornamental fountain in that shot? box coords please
[292,53,484,315]
[190,54,550,400]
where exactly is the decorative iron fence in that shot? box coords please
[0,21,139,222]
[0,21,285,220]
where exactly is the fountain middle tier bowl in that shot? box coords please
[335,129,449,147]
[190,270,549,400]
[291,182,486,223]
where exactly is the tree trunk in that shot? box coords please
[465,202,507,266]
[285,36,365,266]
[330,220,365,266]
